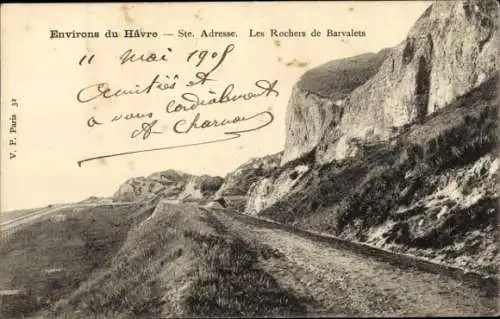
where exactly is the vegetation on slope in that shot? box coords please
[0,203,307,318]
[0,203,150,318]
[216,152,282,197]
[297,48,392,99]
[184,209,305,317]
[260,74,499,274]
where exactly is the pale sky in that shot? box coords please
[1,2,432,211]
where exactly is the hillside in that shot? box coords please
[111,154,282,211]
[281,49,390,166]
[216,152,282,198]
[0,203,309,318]
[0,203,149,317]
[258,75,499,274]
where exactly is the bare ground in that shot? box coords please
[209,208,498,316]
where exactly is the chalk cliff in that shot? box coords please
[281,49,391,165]
[282,1,498,166]
[246,0,499,274]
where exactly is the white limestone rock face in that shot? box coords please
[245,165,310,215]
[280,87,342,165]
[282,1,498,165]
[281,49,391,166]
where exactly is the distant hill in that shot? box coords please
[112,169,223,204]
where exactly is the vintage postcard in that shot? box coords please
[1,1,498,317]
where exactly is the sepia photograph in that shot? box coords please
[1,1,499,317]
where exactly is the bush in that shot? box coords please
[200,176,224,195]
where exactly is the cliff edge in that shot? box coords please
[282,1,498,166]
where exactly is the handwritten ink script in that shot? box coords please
[75,43,279,166]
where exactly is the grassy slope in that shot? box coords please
[260,74,499,274]
[297,48,391,99]
[1,203,307,318]
[0,203,151,317]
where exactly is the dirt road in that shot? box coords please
[207,208,497,316]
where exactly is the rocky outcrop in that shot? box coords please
[283,1,498,165]
[245,150,316,215]
[112,169,223,203]
[245,165,310,215]
[109,0,498,276]
[208,152,281,212]
[179,175,224,202]
[282,49,391,165]
[373,153,499,272]
[112,152,281,209]
[216,152,281,198]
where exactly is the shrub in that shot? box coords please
[200,176,224,195]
